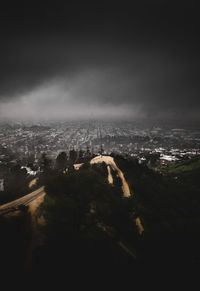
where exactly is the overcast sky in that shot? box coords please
[0,1,199,123]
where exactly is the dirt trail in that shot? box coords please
[90,155,144,235]
[73,163,83,170]
[90,155,131,197]
[28,192,46,218]
[26,191,46,266]
[29,178,38,188]
[107,165,113,184]
[118,241,136,259]
[135,217,144,235]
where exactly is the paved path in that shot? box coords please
[0,186,45,215]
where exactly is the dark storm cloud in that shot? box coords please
[0,1,200,121]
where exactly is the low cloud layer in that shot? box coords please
[0,2,200,123]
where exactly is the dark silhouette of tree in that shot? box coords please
[2,164,28,203]
[86,146,91,158]
[40,153,52,173]
[78,149,84,161]
[69,149,77,163]
[56,152,68,170]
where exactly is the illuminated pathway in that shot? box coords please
[1,156,144,235]
[0,186,45,215]
[90,155,144,235]
[90,155,131,197]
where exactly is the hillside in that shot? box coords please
[33,160,139,277]
[1,154,200,281]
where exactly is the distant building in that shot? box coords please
[0,179,4,191]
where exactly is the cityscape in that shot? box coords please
[1,1,200,282]
[0,121,199,168]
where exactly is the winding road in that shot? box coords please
[90,155,131,197]
[90,155,144,235]
[0,155,144,263]
[1,155,144,235]
[0,186,45,215]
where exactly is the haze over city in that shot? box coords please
[1,1,200,283]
